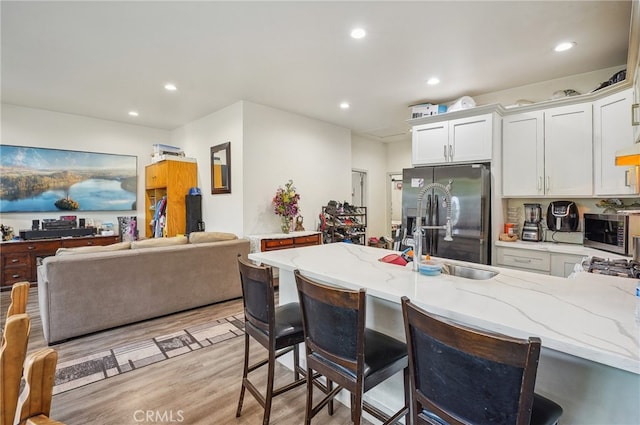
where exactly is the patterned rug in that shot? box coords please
[53,313,245,395]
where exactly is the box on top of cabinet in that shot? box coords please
[411,103,447,119]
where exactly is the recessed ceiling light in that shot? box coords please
[427,77,440,85]
[340,102,350,109]
[554,42,576,52]
[164,83,177,91]
[128,111,139,117]
[350,28,366,39]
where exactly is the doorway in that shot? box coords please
[389,173,403,238]
[352,170,366,207]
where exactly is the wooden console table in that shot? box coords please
[0,235,120,289]
[246,231,322,253]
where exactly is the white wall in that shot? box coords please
[170,102,244,236]
[351,134,387,238]
[0,104,170,233]
[242,102,351,235]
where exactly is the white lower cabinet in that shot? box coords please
[496,247,550,275]
[496,247,586,277]
[550,253,587,278]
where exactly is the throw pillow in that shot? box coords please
[56,241,131,256]
[189,232,238,244]
[131,236,188,249]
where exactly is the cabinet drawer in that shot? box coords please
[62,236,119,248]
[145,162,168,188]
[2,267,30,286]
[262,238,294,251]
[293,235,320,246]
[496,247,550,272]
[23,240,60,255]
[2,253,29,268]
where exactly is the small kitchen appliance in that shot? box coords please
[522,203,543,242]
[547,200,579,232]
[583,212,640,256]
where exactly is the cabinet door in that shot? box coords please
[593,89,635,196]
[550,253,585,277]
[544,103,593,196]
[449,114,492,163]
[502,111,544,196]
[412,121,449,165]
[145,162,168,189]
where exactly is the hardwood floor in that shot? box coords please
[1,286,369,425]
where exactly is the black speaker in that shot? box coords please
[185,194,203,234]
[32,219,39,230]
[79,218,86,228]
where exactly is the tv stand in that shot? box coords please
[0,235,120,289]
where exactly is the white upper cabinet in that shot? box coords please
[502,111,544,196]
[502,103,593,197]
[544,103,593,196]
[412,114,493,165]
[593,88,635,196]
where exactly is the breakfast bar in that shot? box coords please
[249,243,640,425]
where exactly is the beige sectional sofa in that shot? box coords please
[37,233,249,344]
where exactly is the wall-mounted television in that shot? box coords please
[0,145,137,213]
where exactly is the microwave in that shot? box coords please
[583,213,640,256]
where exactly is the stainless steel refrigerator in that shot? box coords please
[401,163,491,265]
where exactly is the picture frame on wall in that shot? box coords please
[0,145,137,213]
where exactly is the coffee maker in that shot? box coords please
[522,203,543,242]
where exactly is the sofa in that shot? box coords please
[37,233,250,344]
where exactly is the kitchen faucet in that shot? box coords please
[404,180,454,272]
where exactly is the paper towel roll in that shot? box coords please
[447,96,476,112]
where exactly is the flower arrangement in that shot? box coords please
[272,180,300,233]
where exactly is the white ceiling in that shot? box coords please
[0,1,633,143]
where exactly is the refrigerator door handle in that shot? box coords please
[425,194,432,255]
[433,193,439,254]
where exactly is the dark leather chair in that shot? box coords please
[401,296,563,425]
[294,269,409,425]
[236,257,307,425]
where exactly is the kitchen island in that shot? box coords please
[249,243,640,425]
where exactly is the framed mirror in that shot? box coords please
[211,142,231,194]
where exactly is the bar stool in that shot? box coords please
[236,257,307,425]
[401,296,563,425]
[294,269,409,425]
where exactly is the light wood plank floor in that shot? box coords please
[1,286,371,425]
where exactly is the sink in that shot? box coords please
[442,264,498,280]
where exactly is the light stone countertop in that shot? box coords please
[250,242,640,375]
[495,240,630,259]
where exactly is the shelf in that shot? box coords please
[320,205,367,245]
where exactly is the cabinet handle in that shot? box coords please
[443,144,448,160]
[12,274,20,278]
[11,259,19,263]
[632,103,639,126]
[28,246,35,250]
[514,258,532,264]
[625,169,633,187]
[537,176,542,191]
[545,176,550,191]
[449,144,454,161]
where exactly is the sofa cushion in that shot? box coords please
[131,236,188,249]
[56,241,131,256]
[189,232,238,244]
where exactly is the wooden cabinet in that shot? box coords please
[412,114,493,165]
[144,160,197,238]
[0,235,120,288]
[260,233,322,252]
[502,103,592,196]
[593,88,636,195]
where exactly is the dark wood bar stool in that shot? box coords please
[294,269,409,425]
[401,296,563,425]
[236,257,307,425]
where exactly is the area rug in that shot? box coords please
[53,313,245,395]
